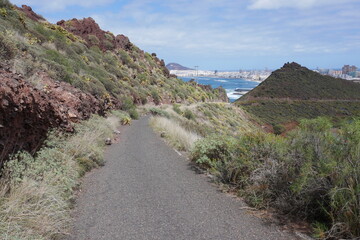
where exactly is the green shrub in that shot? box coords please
[148,107,170,118]
[191,135,234,170]
[0,31,16,60]
[0,7,7,17]
[76,157,96,177]
[128,108,139,120]
[151,90,161,105]
[0,0,11,8]
[87,35,100,45]
[183,109,195,120]
[120,96,134,111]
[188,117,360,238]
[172,104,182,115]
[272,123,285,135]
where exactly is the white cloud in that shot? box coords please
[11,0,115,11]
[248,0,356,10]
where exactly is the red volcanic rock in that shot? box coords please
[0,66,105,167]
[16,5,45,22]
[57,17,132,51]
[115,34,132,50]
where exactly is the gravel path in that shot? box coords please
[68,117,298,240]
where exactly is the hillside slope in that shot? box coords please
[237,62,360,130]
[0,2,227,164]
[241,62,360,100]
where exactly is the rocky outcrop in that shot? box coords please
[0,65,105,167]
[16,5,45,22]
[115,34,132,50]
[57,18,132,51]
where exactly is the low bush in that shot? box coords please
[0,0,11,8]
[190,117,360,239]
[183,109,196,120]
[0,31,16,60]
[191,135,235,170]
[128,108,139,120]
[120,96,135,111]
[151,90,161,105]
[172,104,182,115]
[148,107,170,118]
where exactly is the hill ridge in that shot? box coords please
[240,62,360,101]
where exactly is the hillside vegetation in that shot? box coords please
[0,0,227,164]
[237,62,360,131]
[0,3,226,105]
[149,104,360,239]
[241,62,360,100]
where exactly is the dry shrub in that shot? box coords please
[190,117,360,239]
[149,116,200,151]
[0,31,16,60]
[0,114,120,239]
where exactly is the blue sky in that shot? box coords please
[11,0,360,70]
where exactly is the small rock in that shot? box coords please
[105,138,112,145]
[113,130,121,134]
[68,111,77,119]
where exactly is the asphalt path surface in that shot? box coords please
[69,117,298,240]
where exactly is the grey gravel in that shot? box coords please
[68,117,299,240]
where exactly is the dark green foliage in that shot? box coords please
[128,108,139,120]
[172,104,182,115]
[183,109,195,120]
[76,157,97,177]
[87,35,100,45]
[0,32,16,60]
[151,90,160,105]
[0,0,11,8]
[44,49,71,68]
[149,108,170,118]
[120,96,135,111]
[191,135,234,170]
[273,123,285,135]
[241,62,360,100]
[191,117,360,239]
[239,100,360,125]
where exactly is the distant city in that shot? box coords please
[170,64,360,83]
[170,69,272,81]
[315,65,360,82]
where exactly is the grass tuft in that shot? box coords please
[149,116,200,151]
[0,114,121,239]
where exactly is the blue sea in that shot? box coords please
[180,77,260,102]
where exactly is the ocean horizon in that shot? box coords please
[180,76,260,102]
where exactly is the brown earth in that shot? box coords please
[57,17,132,51]
[16,5,45,22]
[0,64,106,168]
[57,17,171,77]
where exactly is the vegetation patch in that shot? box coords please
[190,117,360,239]
[238,100,360,126]
[149,116,200,152]
[0,114,121,239]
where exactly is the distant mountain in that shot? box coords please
[166,63,193,70]
[236,62,360,132]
